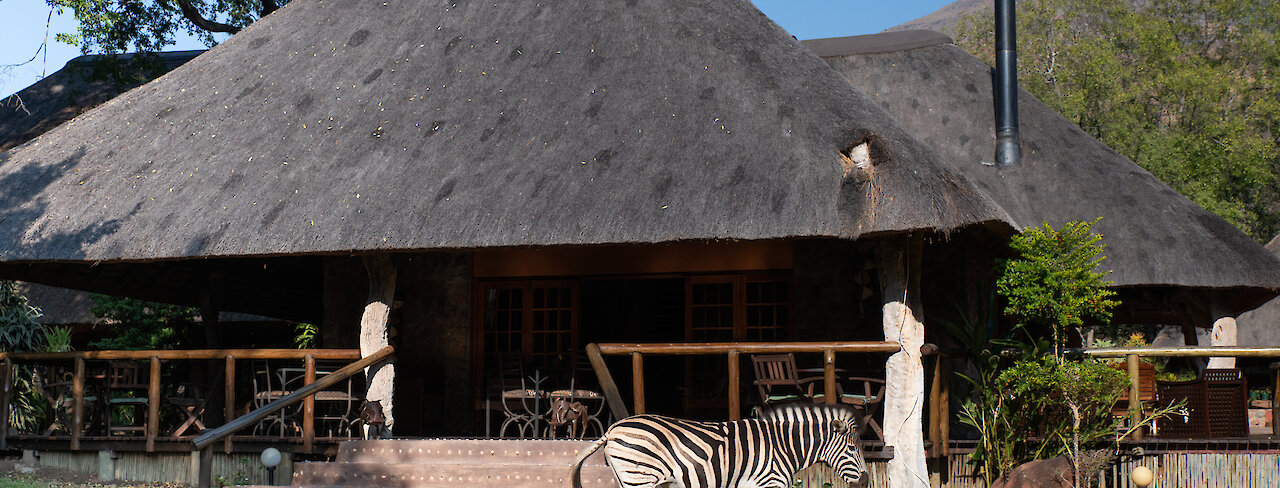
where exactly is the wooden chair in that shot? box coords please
[810,376,885,442]
[1154,379,1210,438]
[1202,368,1248,438]
[105,361,150,436]
[750,354,822,405]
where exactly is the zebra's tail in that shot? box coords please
[570,436,609,488]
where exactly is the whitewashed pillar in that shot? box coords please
[875,234,929,488]
[361,254,397,436]
[1207,295,1237,369]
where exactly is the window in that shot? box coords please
[477,280,578,371]
[686,274,790,341]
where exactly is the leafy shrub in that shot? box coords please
[89,295,199,350]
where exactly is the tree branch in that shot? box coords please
[176,0,242,34]
[261,0,279,17]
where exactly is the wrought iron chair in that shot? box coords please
[487,355,547,439]
[250,360,297,437]
[547,355,606,438]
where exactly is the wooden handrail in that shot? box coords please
[192,346,394,450]
[588,341,908,421]
[594,341,902,355]
[0,348,361,361]
[1076,346,1280,357]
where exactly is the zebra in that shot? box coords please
[570,403,869,488]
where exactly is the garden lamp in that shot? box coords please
[261,447,282,485]
[1131,466,1154,487]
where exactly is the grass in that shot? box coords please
[0,475,55,488]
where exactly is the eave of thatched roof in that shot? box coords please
[806,31,1280,312]
[0,0,1010,266]
[1,51,202,152]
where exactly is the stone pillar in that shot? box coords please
[875,234,929,488]
[98,450,115,481]
[1208,295,1237,369]
[361,255,397,436]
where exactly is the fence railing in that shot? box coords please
[1074,346,1280,439]
[0,348,363,453]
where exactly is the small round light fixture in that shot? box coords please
[261,447,282,468]
[1131,466,1154,487]
[261,447,282,485]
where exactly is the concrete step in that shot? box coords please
[334,438,607,466]
[292,461,620,487]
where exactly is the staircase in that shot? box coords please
[292,439,620,487]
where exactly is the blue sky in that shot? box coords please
[1,1,954,97]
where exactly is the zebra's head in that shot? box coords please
[825,412,869,487]
[761,403,869,487]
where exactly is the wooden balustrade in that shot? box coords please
[0,348,362,453]
[587,341,908,421]
[1077,346,1280,438]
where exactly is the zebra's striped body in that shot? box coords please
[571,403,868,488]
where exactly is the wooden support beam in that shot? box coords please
[824,348,837,406]
[1127,354,1143,441]
[727,350,740,420]
[876,233,929,488]
[0,359,10,450]
[197,446,213,488]
[927,354,950,457]
[360,255,397,436]
[631,352,645,415]
[71,357,84,450]
[147,356,160,452]
[224,356,235,454]
[302,354,316,452]
[585,343,629,421]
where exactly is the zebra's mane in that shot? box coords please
[757,402,861,422]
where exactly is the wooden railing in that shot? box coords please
[0,348,362,453]
[191,346,394,488]
[586,341,905,421]
[1076,346,1280,439]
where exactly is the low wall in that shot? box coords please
[30,449,294,486]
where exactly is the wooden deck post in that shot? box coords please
[1272,362,1280,436]
[303,354,316,452]
[360,255,397,437]
[197,446,213,488]
[147,356,160,452]
[823,348,837,406]
[727,350,740,420]
[631,352,645,415]
[927,353,950,457]
[72,357,84,450]
[1127,353,1143,441]
[0,359,10,450]
[876,233,929,488]
[224,355,235,453]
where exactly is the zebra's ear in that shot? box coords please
[831,419,849,433]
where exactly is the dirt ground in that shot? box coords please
[0,459,187,488]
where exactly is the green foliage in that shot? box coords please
[47,0,288,54]
[293,322,318,349]
[44,326,74,353]
[0,282,48,353]
[997,220,1119,350]
[89,294,199,350]
[954,0,1280,241]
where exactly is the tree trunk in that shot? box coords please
[361,255,397,436]
[875,234,929,488]
[1207,294,1237,369]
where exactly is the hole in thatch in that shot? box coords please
[839,140,874,179]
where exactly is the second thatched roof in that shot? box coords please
[807,31,1280,313]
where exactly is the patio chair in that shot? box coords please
[1202,368,1248,438]
[486,355,547,439]
[813,377,886,442]
[1154,379,1210,438]
[547,355,606,438]
[105,361,150,436]
[167,382,212,436]
[750,353,822,405]
[250,360,297,437]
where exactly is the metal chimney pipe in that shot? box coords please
[994,0,1021,169]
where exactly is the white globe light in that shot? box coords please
[261,447,282,468]
[1131,466,1154,487]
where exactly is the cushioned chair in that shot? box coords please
[750,353,822,405]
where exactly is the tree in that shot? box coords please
[47,0,287,54]
[89,294,200,350]
[954,0,1280,242]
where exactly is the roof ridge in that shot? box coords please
[801,30,953,57]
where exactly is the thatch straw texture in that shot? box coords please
[0,1,1009,265]
[808,32,1280,309]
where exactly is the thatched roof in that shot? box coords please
[1236,235,1280,345]
[806,31,1280,313]
[2,51,202,152]
[0,0,1010,273]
